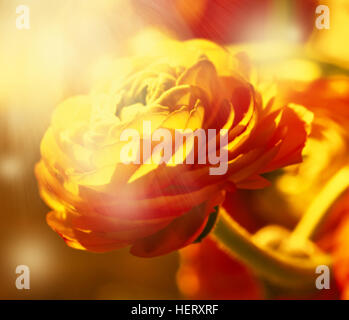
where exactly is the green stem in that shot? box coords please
[212,209,332,289]
[212,166,349,289]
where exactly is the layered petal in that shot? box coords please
[35,35,311,257]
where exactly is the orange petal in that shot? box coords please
[130,191,224,257]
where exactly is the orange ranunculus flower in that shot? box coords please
[35,37,311,257]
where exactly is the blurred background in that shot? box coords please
[0,0,348,299]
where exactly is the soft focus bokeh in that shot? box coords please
[0,0,180,299]
[1,0,348,299]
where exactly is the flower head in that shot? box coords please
[35,37,311,257]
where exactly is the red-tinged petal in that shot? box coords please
[220,76,253,126]
[47,211,140,252]
[229,144,280,185]
[78,181,222,220]
[66,211,173,235]
[130,191,224,257]
[262,104,313,173]
[227,149,264,176]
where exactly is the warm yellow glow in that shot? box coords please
[291,166,349,242]
[0,154,23,182]
[272,59,321,82]
[277,119,347,218]
[176,266,200,297]
[6,236,55,277]
[308,0,349,69]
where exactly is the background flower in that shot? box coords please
[285,77,349,300]
[177,75,349,299]
[177,192,341,299]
